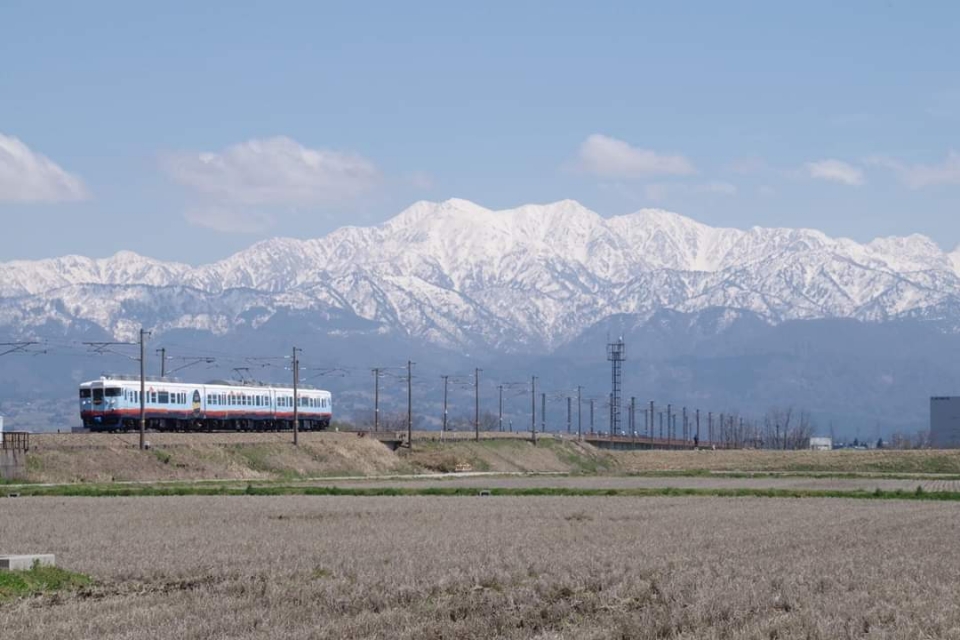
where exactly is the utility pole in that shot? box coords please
[708,411,713,444]
[649,401,655,439]
[139,329,149,450]
[577,386,582,440]
[156,347,166,378]
[659,411,664,440]
[441,374,448,433]
[498,385,503,432]
[589,398,595,435]
[373,368,380,432]
[696,409,700,444]
[630,396,636,437]
[474,367,481,442]
[682,407,688,442]
[667,404,672,442]
[292,347,301,446]
[566,396,571,434]
[407,360,414,447]
[541,392,546,433]
[530,376,537,444]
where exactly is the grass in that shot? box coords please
[0,564,91,602]
[5,481,960,501]
[3,495,960,638]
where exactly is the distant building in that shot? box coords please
[931,397,960,448]
[809,437,832,451]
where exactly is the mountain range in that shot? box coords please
[3,198,960,435]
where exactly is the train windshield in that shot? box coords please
[92,389,104,403]
[105,388,122,397]
[79,389,91,399]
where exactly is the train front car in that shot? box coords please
[79,377,138,431]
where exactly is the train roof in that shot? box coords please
[81,375,327,392]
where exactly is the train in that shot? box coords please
[79,375,332,432]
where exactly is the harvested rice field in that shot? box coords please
[2,495,960,639]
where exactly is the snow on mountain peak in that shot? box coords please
[3,199,960,351]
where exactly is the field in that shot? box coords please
[3,495,960,639]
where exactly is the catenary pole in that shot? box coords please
[373,368,380,432]
[474,368,481,442]
[139,328,149,450]
[407,360,414,447]
[292,347,301,446]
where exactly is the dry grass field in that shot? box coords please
[315,473,960,493]
[612,448,960,474]
[2,495,960,639]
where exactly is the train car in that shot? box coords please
[79,375,332,432]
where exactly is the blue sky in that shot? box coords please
[2,0,959,263]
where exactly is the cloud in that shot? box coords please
[183,206,274,234]
[577,134,695,179]
[0,133,89,203]
[161,136,380,206]
[804,159,864,186]
[868,152,960,189]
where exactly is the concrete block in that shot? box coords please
[0,554,56,571]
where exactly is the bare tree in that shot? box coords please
[762,407,814,450]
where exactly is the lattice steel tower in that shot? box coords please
[607,337,626,436]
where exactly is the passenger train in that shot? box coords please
[79,375,332,432]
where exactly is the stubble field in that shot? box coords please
[2,495,960,639]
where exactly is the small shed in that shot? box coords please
[809,437,832,451]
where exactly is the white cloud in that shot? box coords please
[868,152,960,189]
[183,206,274,234]
[804,159,864,186]
[758,185,776,197]
[0,133,89,203]
[162,136,380,206]
[578,134,695,179]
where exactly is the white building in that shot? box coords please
[809,436,832,451]
[931,397,960,448]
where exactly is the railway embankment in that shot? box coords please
[12,432,612,484]
[8,432,960,484]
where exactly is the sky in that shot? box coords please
[2,0,960,264]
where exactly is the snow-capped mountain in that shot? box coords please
[4,198,960,350]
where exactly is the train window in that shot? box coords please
[105,388,122,397]
[158,391,169,404]
[80,389,91,399]
[150,391,157,403]
[93,389,104,403]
